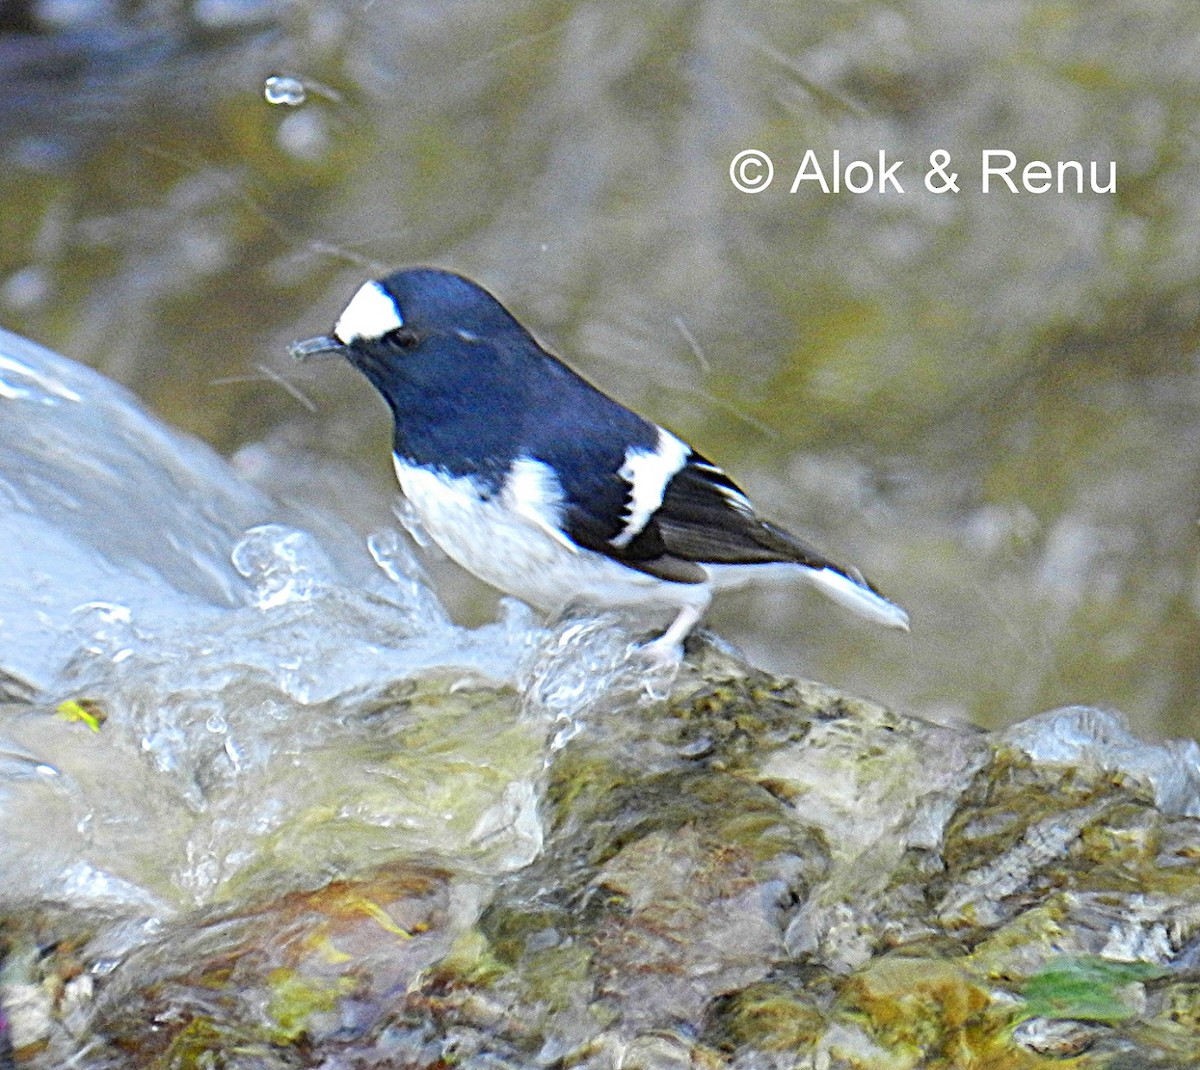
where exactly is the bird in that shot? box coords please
[289,268,909,657]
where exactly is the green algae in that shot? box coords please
[1017,956,1166,1026]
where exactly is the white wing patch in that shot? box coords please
[610,428,691,548]
[503,457,578,553]
[334,280,404,344]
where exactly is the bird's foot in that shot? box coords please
[636,632,685,667]
[629,636,683,701]
[628,602,704,696]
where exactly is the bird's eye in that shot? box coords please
[382,327,420,349]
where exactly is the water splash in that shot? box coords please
[232,524,333,609]
[0,329,687,923]
[519,612,677,747]
[366,526,450,625]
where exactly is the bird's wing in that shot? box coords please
[516,360,872,586]
[645,453,835,566]
[557,443,838,579]
[520,388,907,626]
[555,443,910,629]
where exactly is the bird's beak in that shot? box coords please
[288,334,345,362]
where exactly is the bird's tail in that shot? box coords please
[755,520,909,631]
[805,565,910,630]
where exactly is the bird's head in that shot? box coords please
[289,267,525,376]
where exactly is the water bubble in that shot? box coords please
[264,75,307,107]
[393,498,433,548]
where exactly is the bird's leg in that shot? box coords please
[639,600,706,664]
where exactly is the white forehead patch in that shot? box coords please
[333,280,404,344]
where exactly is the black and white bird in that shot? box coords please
[290,268,909,657]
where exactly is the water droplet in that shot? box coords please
[264,75,307,107]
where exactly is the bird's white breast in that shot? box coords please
[392,456,710,620]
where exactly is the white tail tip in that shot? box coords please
[806,567,910,631]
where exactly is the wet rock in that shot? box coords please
[8,640,1200,1069]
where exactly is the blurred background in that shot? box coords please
[1,0,1198,738]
